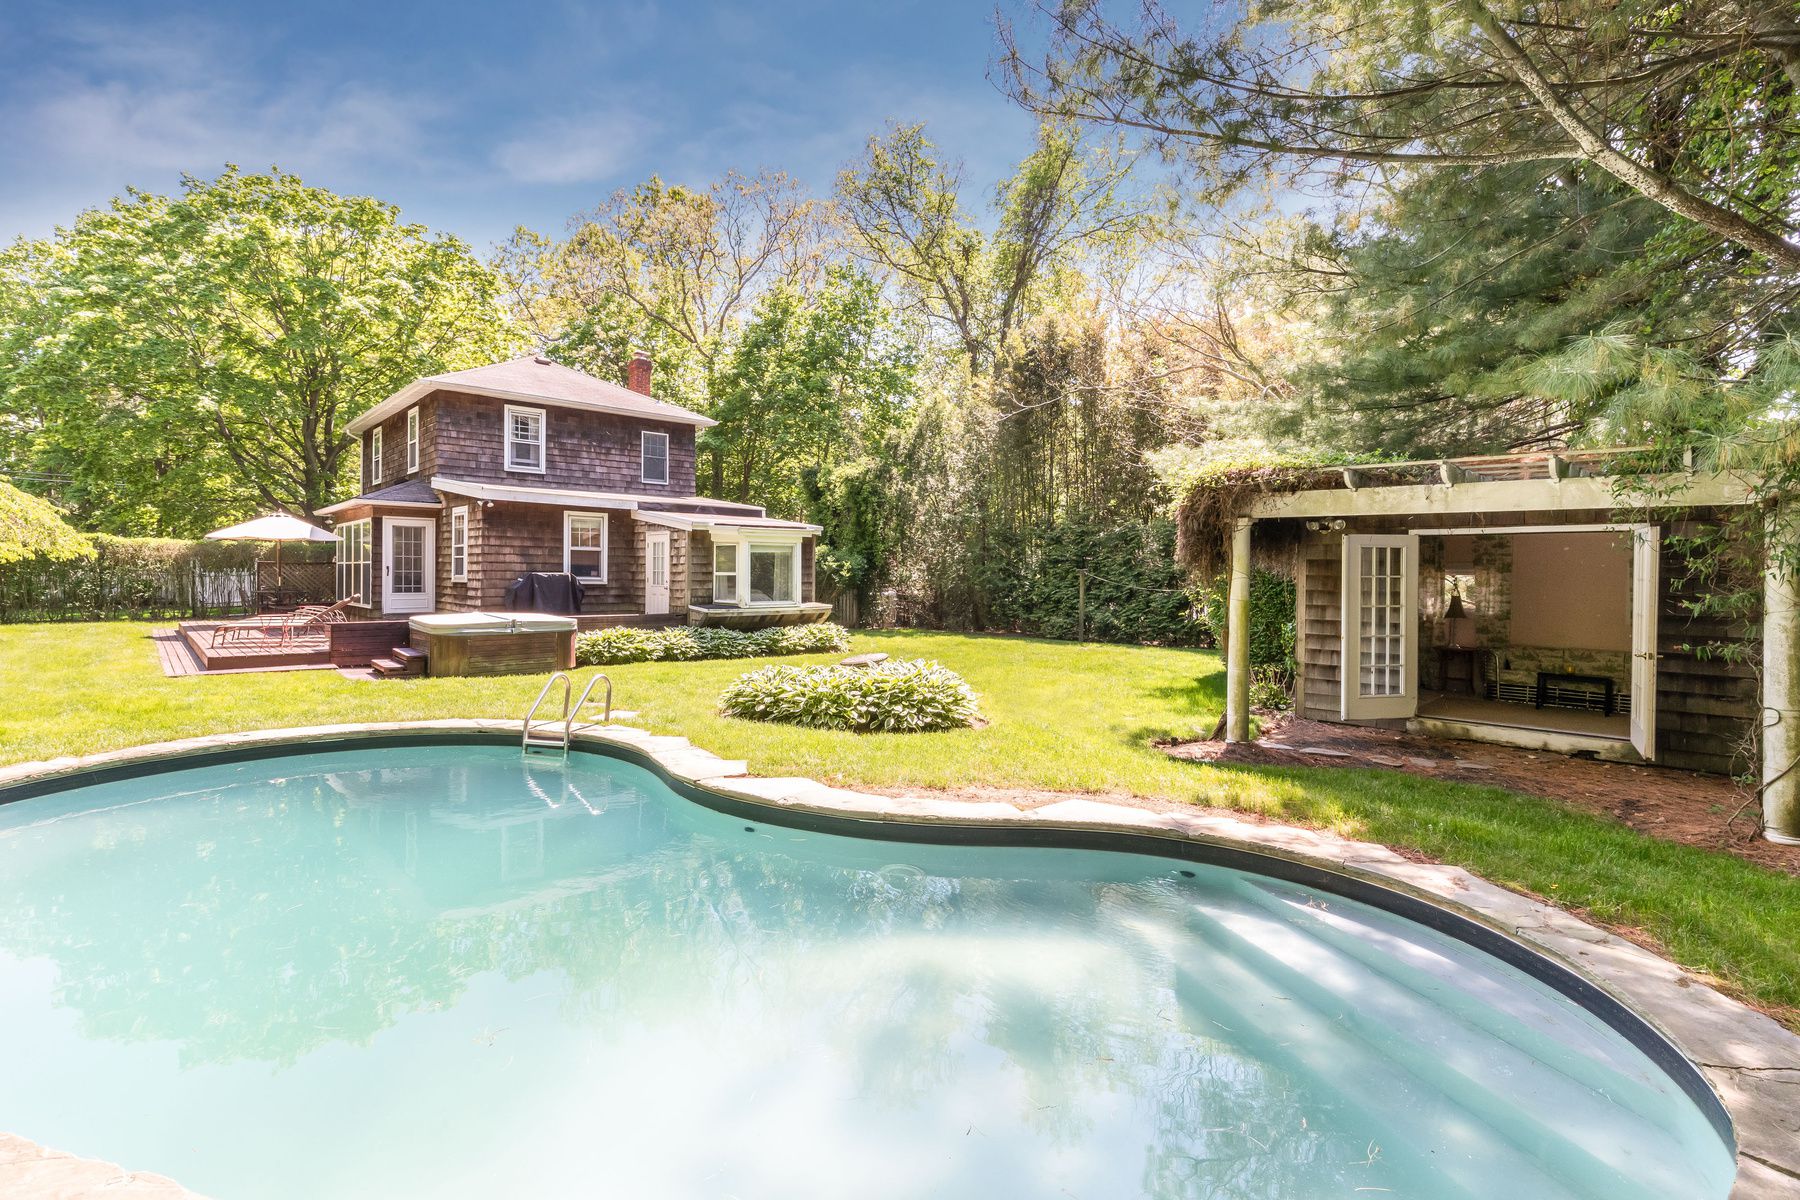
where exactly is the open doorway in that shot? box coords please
[1411,527,1654,754]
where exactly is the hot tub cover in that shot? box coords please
[408,612,578,635]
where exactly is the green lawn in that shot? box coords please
[3,621,1797,1026]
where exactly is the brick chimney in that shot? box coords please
[626,350,652,396]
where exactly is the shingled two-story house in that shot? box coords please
[317,353,827,628]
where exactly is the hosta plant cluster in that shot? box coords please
[575,622,850,666]
[719,659,981,733]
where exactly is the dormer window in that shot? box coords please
[641,431,669,485]
[405,407,420,473]
[369,427,382,483]
[504,405,545,473]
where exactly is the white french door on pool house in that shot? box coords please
[382,517,436,615]
[1341,534,1418,720]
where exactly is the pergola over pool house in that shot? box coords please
[1212,449,1799,844]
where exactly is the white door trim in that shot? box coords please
[1630,524,1661,761]
[382,516,436,615]
[645,530,670,615]
[1341,534,1419,720]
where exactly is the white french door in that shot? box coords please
[645,531,670,615]
[1630,525,1661,760]
[382,517,436,615]
[1341,534,1419,719]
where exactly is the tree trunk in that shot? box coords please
[1467,0,1800,273]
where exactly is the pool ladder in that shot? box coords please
[521,671,613,755]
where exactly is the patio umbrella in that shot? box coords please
[204,513,337,588]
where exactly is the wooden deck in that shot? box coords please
[175,621,334,673]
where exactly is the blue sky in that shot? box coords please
[0,0,1040,250]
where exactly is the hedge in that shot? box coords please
[977,518,1204,645]
[719,659,981,732]
[0,535,331,622]
[575,622,851,666]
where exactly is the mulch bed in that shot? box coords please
[869,713,1797,876]
[1168,714,1800,875]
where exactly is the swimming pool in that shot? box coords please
[0,739,1735,1199]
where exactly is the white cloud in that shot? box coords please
[491,109,658,185]
[0,12,445,236]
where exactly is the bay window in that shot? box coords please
[712,542,738,603]
[748,543,797,604]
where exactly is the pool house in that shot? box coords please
[1211,450,1800,843]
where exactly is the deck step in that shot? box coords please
[371,648,427,678]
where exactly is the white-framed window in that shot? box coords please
[564,511,608,580]
[712,541,738,603]
[504,404,546,473]
[369,428,383,484]
[335,518,372,608]
[405,407,420,473]
[748,542,798,604]
[641,430,670,485]
[449,506,468,582]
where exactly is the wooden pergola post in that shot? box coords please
[1225,518,1252,742]
[1764,503,1800,843]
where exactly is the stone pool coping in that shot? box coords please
[2,718,1796,1199]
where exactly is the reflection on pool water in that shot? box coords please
[0,744,1733,1199]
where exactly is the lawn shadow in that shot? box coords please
[1122,662,1226,748]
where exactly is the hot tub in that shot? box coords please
[407,611,577,677]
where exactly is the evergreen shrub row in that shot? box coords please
[976,519,1205,645]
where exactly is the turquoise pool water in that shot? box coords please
[0,743,1733,1199]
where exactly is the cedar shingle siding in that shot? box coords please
[428,391,696,495]
[338,368,817,627]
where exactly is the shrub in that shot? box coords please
[574,622,851,666]
[1199,568,1297,709]
[976,518,1205,645]
[719,659,981,732]
[762,622,854,654]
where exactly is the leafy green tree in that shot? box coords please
[837,121,1147,371]
[0,168,517,531]
[499,169,828,493]
[0,477,91,565]
[544,291,711,412]
[707,267,917,515]
[1005,0,1800,273]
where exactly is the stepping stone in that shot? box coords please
[1293,746,1354,758]
[840,652,889,668]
